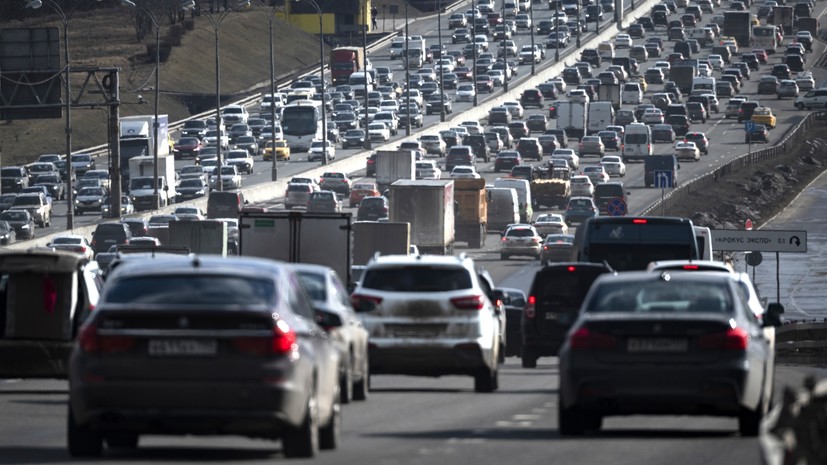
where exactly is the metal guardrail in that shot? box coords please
[642,110,827,216]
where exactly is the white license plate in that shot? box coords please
[148,339,217,356]
[627,338,688,353]
[544,312,558,320]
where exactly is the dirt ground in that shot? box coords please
[667,123,827,230]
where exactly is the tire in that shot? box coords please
[474,365,498,393]
[352,355,369,401]
[67,406,103,457]
[319,388,341,450]
[558,401,586,436]
[738,401,763,436]
[106,433,139,449]
[521,347,537,368]
[282,396,319,458]
[339,359,353,404]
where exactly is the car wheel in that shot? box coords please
[340,357,353,404]
[67,406,103,457]
[521,347,538,368]
[738,396,764,437]
[106,433,139,449]
[558,400,587,436]
[473,365,498,393]
[319,385,341,450]
[282,395,319,458]
[352,355,369,401]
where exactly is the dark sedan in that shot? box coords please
[33,173,65,201]
[492,287,527,358]
[597,131,620,151]
[0,209,35,240]
[342,129,367,149]
[177,178,209,200]
[558,271,780,436]
[68,256,342,458]
[494,150,521,172]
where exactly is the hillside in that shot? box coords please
[0,5,326,165]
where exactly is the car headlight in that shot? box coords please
[20,224,29,229]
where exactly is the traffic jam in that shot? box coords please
[0,0,821,459]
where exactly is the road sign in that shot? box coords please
[709,229,808,253]
[654,170,673,188]
[605,197,627,216]
[745,251,763,267]
[745,218,753,230]
[744,121,756,133]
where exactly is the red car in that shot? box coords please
[172,136,203,160]
[751,48,768,64]
[475,75,494,93]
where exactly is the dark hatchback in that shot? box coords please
[494,151,521,172]
[492,288,527,358]
[520,263,614,367]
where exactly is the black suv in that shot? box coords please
[520,88,544,109]
[1,166,29,193]
[446,146,475,171]
[357,196,389,221]
[580,48,601,67]
[466,134,491,162]
[738,101,760,123]
[520,263,613,367]
[91,222,133,255]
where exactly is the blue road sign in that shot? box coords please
[606,197,627,216]
[744,121,756,133]
[655,170,673,188]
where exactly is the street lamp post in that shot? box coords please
[576,2,581,47]
[25,0,74,229]
[294,0,328,164]
[501,0,508,93]
[204,0,251,191]
[555,0,560,62]
[438,0,446,122]
[405,0,411,136]
[254,0,280,181]
[529,1,536,75]
[363,0,371,150]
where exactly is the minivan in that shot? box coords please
[206,190,246,218]
[91,222,133,255]
[597,41,615,60]
[795,88,827,110]
[486,187,520,231]
[493,177,533,223]
[520,263,614,366]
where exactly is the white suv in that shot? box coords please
[351,254,502,392]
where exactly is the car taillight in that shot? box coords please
[451,294,486,310]
[683,265,699,270]
[569,327,617,350]
[632,218,647,224]
[525,295,536,318]
[77,324,136,354]
[698,327,749,350]
[233,320,297,355]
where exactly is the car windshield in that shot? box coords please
[586,280,734,314]
[362,266,472,292]
[0,211,27,221]
[105,275,276,305]
[180,179,203,187]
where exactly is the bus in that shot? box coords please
[574,216,700,270]
[751,25,777,53]
[281,100,323,151]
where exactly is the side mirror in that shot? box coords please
[764,302,785,328]
[314,308,343,331]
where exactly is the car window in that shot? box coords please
[361,266,472,292]
[105,275,276,305]
[586,280,734,314]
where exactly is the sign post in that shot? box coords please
[744,121,755,156]
[654,170,673,216]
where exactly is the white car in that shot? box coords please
[675,141,700,161]
[487,70,506,87]
[615,33,633,48]
[532,213,569,236]
[351,254,502,392]
[173,205,206,220]
[378,99,399,113]
[697,63,711,77]
[435,58,455,74]
[548,76,567,93]
[502,101,524,118]
[569,175,594,197]
[474,34,489,51]
[796,71,815,91]
[600,155,627,177]
[46,235,95,261]
[415,160,442,179]
[209,165,242,190]
[460,120,484,135]
[455,84,476,102]
[200,157,219,174]
[551,148,579,169]
[308,139,336,162]
[367,122,391,142]
[450,165,481,179]
[642,108,665,124]
[707,54,723,70]
[581,165,610,184]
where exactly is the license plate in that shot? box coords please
[148,339,217,356]
[544,312,558,320]
[627,338,688,353]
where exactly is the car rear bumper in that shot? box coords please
[369,340,493,376]
[70,379,307,436]
[500,245,541,257]
[560,359,756,416]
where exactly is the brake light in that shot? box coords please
[569,327,617,350]
[77,324,135,354]
[632,218,647,224]
[525,295,536,318]
[351,294,383,311]
[233,320,297,355]
[683,265,699,270]
[451,294,486,310]
[699,327,749,350]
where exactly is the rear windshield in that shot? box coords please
[105,275,276,305]
[531,268,607,311]
[362,266,472,292]
[586,280,733,314]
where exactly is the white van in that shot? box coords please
[587,101,615,134]
[503,0,517,16]
[691,76,716,94]
[348,71,374,93]
[390,37,406,59]
[794,88,827,110]
[621,123,652,162]
[597,41,615,60]
[621,82,643,104]
[487,187,520,231]
[694,226,713,260]
[493,177,533,223]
